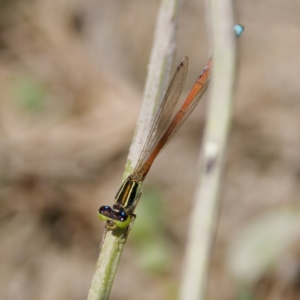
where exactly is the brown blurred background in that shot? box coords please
[0,0,300,299]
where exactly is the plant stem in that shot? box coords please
[87,0,183,299]
[178,0,238,299]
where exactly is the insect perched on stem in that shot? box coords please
[98,24,244,231]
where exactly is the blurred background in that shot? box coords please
[0,0,300,299]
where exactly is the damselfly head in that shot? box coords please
[98,205,131,229]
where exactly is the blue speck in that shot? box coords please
[234,24,244,37]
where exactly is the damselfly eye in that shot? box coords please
[116,212,130,228]
[98,206,112,221]
[99,206,110,214]
[118,211,127,222]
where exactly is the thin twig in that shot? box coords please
[178,0,237,299]
[87,0,183,299]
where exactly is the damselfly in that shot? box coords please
[98,24,244,230]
